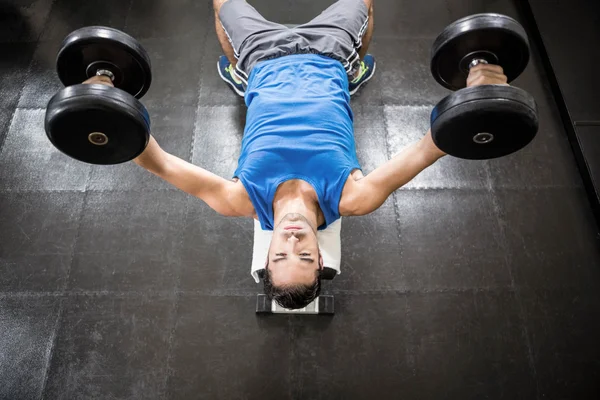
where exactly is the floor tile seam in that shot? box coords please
[329,287,518,295]
[34,0,58,44]
[0,108,17,156]
[195,104,245,109]
[394,185,586,192]
[382,103,437,109]
[0,188,183,194]
[381,102,403,240]
[17,0,57,118]
[134,33,210,41]
[122,0,136,32]
[7,104,217,112]
[0,19,52,155]
[0,290,177,298]
[489,183,584,190]
[61,189,88,293]
[38,296,63,400]
[380,102,437,110]
[0,289,261,298]
[10,285,595,298]
[396,186,490,191]
[159,190,192,399]
[375,33,440,40]
[488,183,541,397]
[160,290,181,400]
[191,14,213,163]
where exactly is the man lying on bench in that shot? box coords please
[86,0,508,311]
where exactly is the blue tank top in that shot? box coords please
[233,54,361,231]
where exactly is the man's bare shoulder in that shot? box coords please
[338,170,364,217]
[228,179,256,217]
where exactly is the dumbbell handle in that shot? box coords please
[468,59,489,69]
[96,69,115,82]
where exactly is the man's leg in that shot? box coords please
[213,0,290,94]
[358,0,374,60]
[293,0,374,78]
[214,0,238,68]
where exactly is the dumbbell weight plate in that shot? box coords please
[57,26,152,98]
[431,13,530,90]
[45,84,151,165]
[430,85,538,160]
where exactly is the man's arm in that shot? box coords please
[341,131,444,216]
[341,63,509,216]
[81,75,248,217]
[134,136,248,217]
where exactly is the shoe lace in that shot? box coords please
[351,61,368,84]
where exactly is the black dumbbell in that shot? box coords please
[45,26,152,165]
[430,14,539,160]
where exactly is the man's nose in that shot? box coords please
[287,234,300,243]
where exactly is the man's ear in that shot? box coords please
[319,253,324,270]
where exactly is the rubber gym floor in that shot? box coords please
[1,0,600,399]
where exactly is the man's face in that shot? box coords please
[268,213,322,286]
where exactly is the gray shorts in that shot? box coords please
[219,0,369,84]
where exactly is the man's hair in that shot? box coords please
[263,261,322,309]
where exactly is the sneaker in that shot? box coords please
[217,55,245,97]
[349,54,376,95]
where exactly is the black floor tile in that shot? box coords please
[40,0,131,41]
[192,106,245,178]
[179,199,255,293]
[125,0,212,39]
[44,294,175,400]
[407,290,536,399]
[87,106,195,191]
[0,109,91,191]
[139,36,205,108]
[68,190,188,293]
[374,0,453,38]
[180,105,258,293]
[2,1,599,398]
[0,191,84,293]
[336,198,401,291]
[497,189,600,290]
[0,42,36,108]
[0,0,53,42]
[521,288,600,399]
[372,37,450,106]
[198,35,248,106]
[487,124,582,189]
[166,294,291,399]
[17,39,63,109]
[395,189,512,290]
[353,106,388,174]
[384,105,491,189]
[0,296,61,400]
[290,293,410,399]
